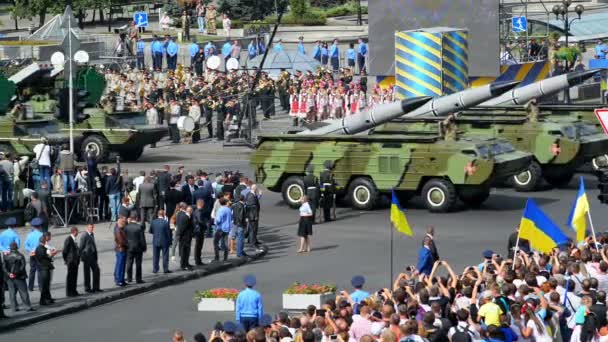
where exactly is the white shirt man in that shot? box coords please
[33,142,51,167]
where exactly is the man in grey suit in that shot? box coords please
[125,212,147,283]
[136,176,158,224]
[149,208,172,273]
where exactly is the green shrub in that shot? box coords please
[265,11,326,26]
[290,0,308,17]
[321,2,367,17]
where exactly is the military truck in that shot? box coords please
[0,63,166,161]
[375,114,608,191]
[251,133,532,212]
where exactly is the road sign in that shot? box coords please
[595,109,608,135]
[134,12,148,27]
[512,16,527,33]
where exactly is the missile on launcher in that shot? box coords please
[298,81,520,136]
[480,69,599,106]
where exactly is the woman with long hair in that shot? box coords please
[297,195,313,253]
[519,289,551,342]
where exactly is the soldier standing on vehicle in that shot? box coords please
[441,113,457,141]
[525,98,539,123]
[303,166,320,224]
[319,161,336,223]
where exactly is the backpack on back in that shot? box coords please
[451,324,473,342]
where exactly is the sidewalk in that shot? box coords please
[0,223,267,332]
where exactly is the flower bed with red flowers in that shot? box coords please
[194,288,239,302]
[284,282,336,295]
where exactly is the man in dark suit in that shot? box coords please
[125,212,147,283]
[165,180,183,218]
[157,165,172,210]
[175,203,194,270]
[62,227,80,297]
[192,199,207,265]
[246,184,261,246]
[149,208,172,273]
[136,176,158,224]
[79,224,101,293]
[35,235,55,305]
[180,175,198,206]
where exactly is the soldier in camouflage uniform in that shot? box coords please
[525,98,539,123]
[441,113,457,141]
[277,70,291,112]
[319,160,336,222]
[303,165,320,224]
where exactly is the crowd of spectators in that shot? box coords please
[169,227,608,342]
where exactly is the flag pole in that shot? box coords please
[512,229,520,271]
[587,209,598,247]
[390,218,394,287]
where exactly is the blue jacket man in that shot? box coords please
[236,274,264,331]
[248,41,257,59]
[329,40,340,70]
[189,41,200,67]
[349,275,370,305]
[417,236,434,275]
[0,217,20,252]
[24,218,43,291]
[204,42,214,58]
[136,38,145,70]
[166,39,179,71]
[149,209,172,274]
[151,36,163,70]
[357,38,368,73]
[213,198,232,261]
[297,37,306,55]
[222,41,233,60]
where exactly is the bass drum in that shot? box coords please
[177,116,195,132]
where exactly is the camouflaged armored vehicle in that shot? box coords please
[251,133,532,212]
[375,113,608,192]
[0,64,166,161]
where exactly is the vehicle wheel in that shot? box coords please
[281,176,305,209]
[511,161,542,192]
[347,177,379,210]
[458,186,491,207]
[421,178,457,212]
[80,135,109,162]
[543,169,574,187]
[592,155,608,170]
[119,147,144,162]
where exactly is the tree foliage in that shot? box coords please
[218,0,277,20]
[289,0,307,17]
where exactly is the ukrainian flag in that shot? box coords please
[391,191,413,236]
[519,199,569,254]
[567,176,590,243]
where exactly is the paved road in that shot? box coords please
[3,140,608,341]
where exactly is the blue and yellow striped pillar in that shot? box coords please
[395,28,469,99]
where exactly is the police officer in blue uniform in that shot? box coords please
[136,36,145,70]
[166,37,179,71]
[189,38,200,68]
[235,274,264,331]
[24,218,43,291]
[0,217,20,252]
[329,39,340,71]
[350,275,370,304]
[151,35,163,71]
[357,38,368,74]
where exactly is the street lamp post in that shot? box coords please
[552,0,584,103]
[552,0,584,71]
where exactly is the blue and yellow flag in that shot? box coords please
[391,191,413,236]
[567,176,590,243]
[519,199,569,254]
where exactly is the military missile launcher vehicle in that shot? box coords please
[375,115,608,192]
[0,63,166,161]
[251,89,534,212]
